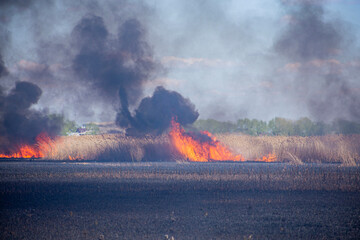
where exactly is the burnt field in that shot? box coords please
[1,162,360,239]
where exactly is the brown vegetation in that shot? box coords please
[217,134,360,166]
[40,133,360,165]
[43,134,179,162]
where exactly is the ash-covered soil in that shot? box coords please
[0,162,359,239]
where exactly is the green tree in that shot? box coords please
[61,120,78,136]
[84,123,100,135]
[193,119,236,133]
[193,117,360,136]
[236,118,251,134]
[294,117,313,136]
[332,119,360,135]
[312,121,328,136]
[268,117,294,136]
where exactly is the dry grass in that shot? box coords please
[43,134,180,162]
[40,133,360,165]
[217,134,360,166]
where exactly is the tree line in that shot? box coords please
[48,114,100,136]
[192,117,360,136]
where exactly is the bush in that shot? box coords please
[193,117,360,136]
[84,123,100,135]
[61,120,78,136]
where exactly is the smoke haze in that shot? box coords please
[72,15,159,121]
[273,1,360,121]
[0,0,359,126]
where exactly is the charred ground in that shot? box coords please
[0,162,359,239]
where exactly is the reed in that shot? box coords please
[43,134,179,162]
[41,133,360,165]
[217,134,360,166]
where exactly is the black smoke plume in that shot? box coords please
[117,86,199,135]
[0,1,64,155]
[0,54,8,78]
[274,3,343,61]
[72,15,158,121]
[72,14,198,134]
[274,1,360,122]
[0,0,36,8]
[0,81,63,154]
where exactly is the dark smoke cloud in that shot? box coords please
[71,14,198,134]
[0,81,63,154]
[72,14,160,123]
[117,86,199,135]
[5,0,358,126]
[2,2,197,139]
[0,0,52,28]
[0,0,36,8]
[0,54,8,77]
[1,0,249,124]
[5,81,42,111]
[274,1,360,122]
[72,14,199,133]
[275,3,343,61]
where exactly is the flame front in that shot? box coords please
[169,119,244,162]
[0,133,54,159]
[256,153,277,162]
[68,154,84,160]
[0,145,44,158]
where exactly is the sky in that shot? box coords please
[1,0,359,123]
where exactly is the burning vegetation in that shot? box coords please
[169,119,244,162]
[0,6,359,165]
[1,127,359,166]
[0,81,62,158]
[0,133,55,159]
[0,144,44,159]
[0,112,278,163]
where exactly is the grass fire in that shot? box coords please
[1,1,360,239]
[1,122,359,166]
[0,116,279,163]
[0,133,54,159]
[169,119,244,162]
[0,145,44,159]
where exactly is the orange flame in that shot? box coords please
[256,153,277,162]
[169,119,244,162]
[0,145,44,159]
[0,133,54,159]
[68,154,84,160]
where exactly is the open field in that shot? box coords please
[0,162,359,239]
[36,133,360,165]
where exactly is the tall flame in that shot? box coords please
[0,133,54,159]
[169,119,244,162]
